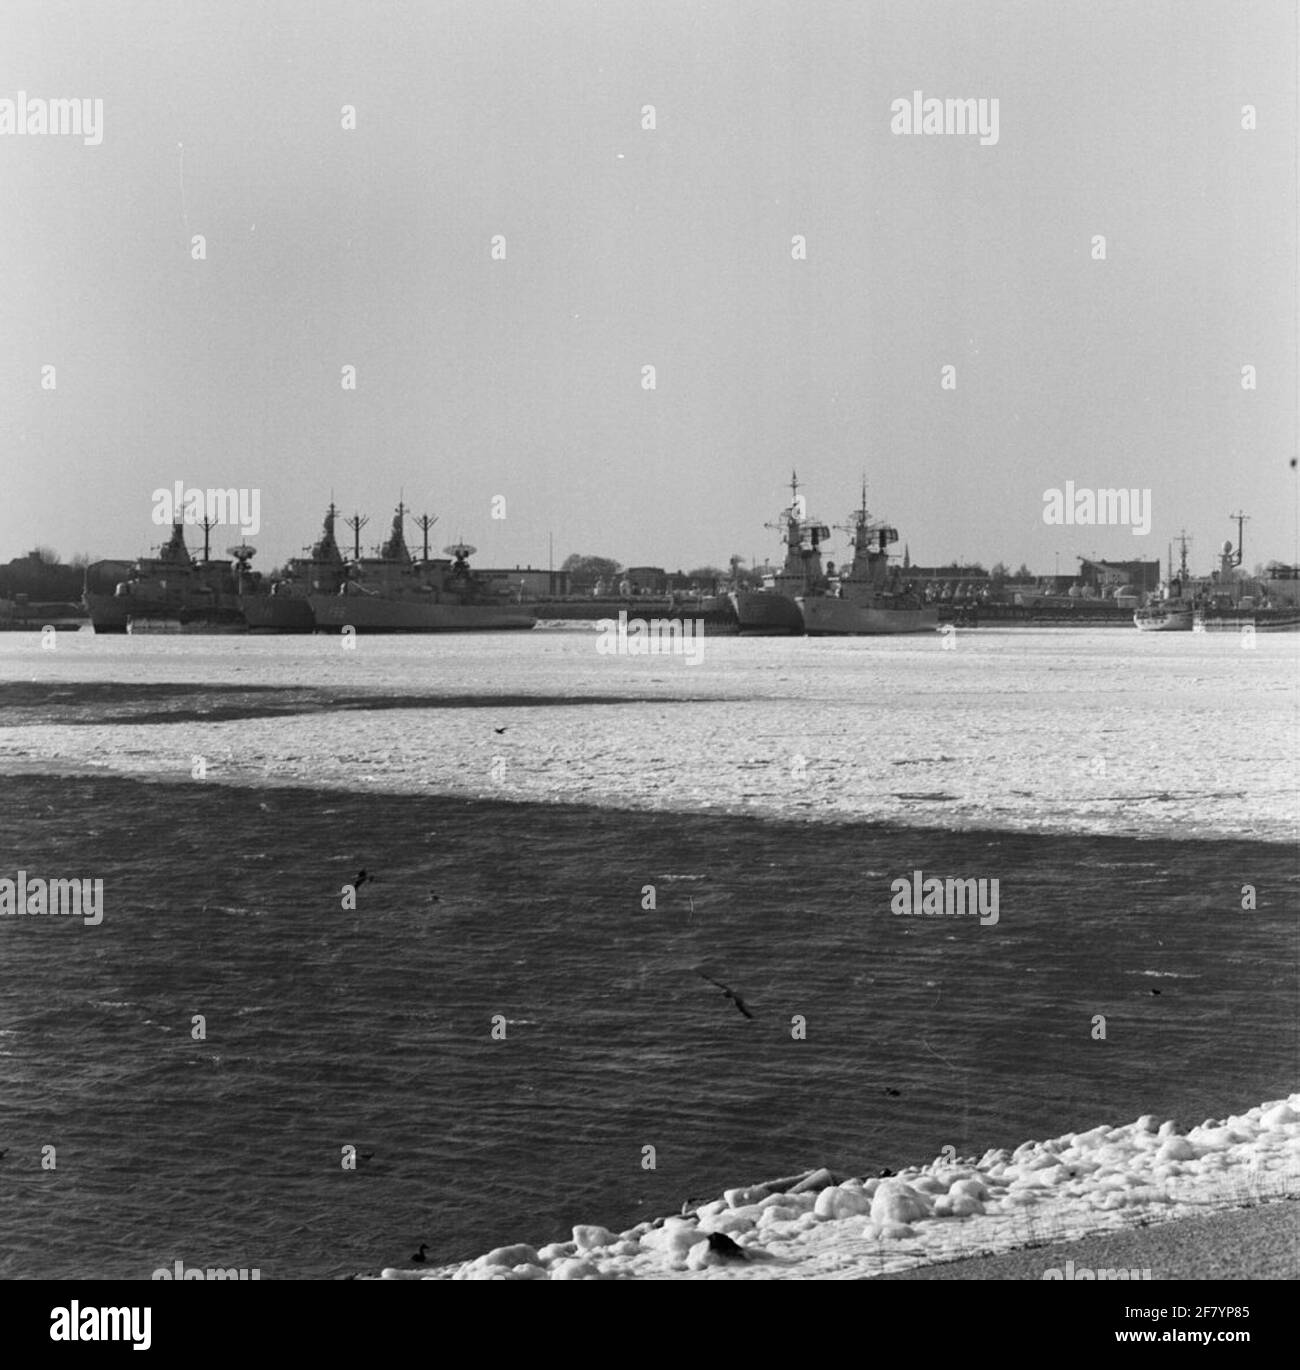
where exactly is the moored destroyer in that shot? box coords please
[730,472,831,634]
[84,520,258,633]
[308,502,536,632]
[241,503,348,632]
[796,481,938,635]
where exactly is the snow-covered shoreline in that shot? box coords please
[375,1094,1300,1280]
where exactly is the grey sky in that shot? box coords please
[2,0,1295,576]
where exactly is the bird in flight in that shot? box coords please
[493,726,508,735]
[697,970,754,1019]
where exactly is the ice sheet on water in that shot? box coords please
[1,630,1295,841]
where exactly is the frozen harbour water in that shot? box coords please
[2,627,1296,842]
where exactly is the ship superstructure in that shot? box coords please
[242,503,347,632]
[729,472,831,634]
[85,519,254,633]
[308,501,535,632]
[796,480,938,635]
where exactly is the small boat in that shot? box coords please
[1134,534,1194,631]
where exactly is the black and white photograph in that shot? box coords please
[1,0,1296,1327]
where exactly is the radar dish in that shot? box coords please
[227,544,256,560]
[443,543,477,558]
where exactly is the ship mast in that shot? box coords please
[1229,510,1250,568]
[412,513,438,562]
[199,514,217,563]
[343,512,369,561]
[764,469,805,553]
[1175,530,1191,582]
[854,475,870,551]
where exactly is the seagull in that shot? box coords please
[426,891,441,904]
[882,1088,901,1097]
[493,727,508,735]
[1149,989,1162,997]
[697,971,754,1019]
[410,1244,429,1264]
[354,870,372,888]
[357,1151,375,1165]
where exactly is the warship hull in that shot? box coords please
[85,594,130,633]
[241,594,315,633]
[124,615,247,634]
[729,590,804,635]
[309,595,535,632]
[798,596,939,635]
[86,592,249,634]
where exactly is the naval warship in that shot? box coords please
[729,472,831,634]
[307,502,536,632]
[797,482,938,635]
[241,503,347,632]
[84,521,258,633]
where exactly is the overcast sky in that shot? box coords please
[2,0,1295,576]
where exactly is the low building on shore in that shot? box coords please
[479,566,570,599]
